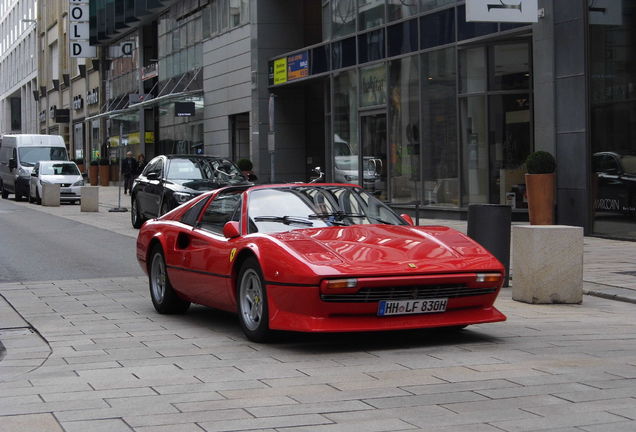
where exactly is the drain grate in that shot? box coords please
[615,271,636,277]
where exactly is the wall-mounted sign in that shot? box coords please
[466,0,538,23]
[287,52,308,81]
[69,0,96,57]
[175,101,195,117]
[360,64,386,107]
[273,58,287,85]
[109,41,134,58]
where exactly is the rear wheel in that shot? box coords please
[1,182,8,199]
[237,257,271,342]
[148,245,190,314]
[35,188,41,205]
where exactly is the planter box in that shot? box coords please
[89,165,99,186]
[99,165,110,186]
[512,225,583,304]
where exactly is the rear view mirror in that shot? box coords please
[31,171,37,177]
[401,214,415,226]
[8,159,16,170]
[223,221,240,239]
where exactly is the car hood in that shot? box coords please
[269,225,501,275]
[39,174,82,183]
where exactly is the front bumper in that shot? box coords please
[266,284,506,333]
[59,185,82,201]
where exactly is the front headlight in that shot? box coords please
[18,168,29,177]
[72,179,85,186]
[173,192,194,204]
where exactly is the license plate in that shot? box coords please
[61,188,71,193]
[378,298,448,316]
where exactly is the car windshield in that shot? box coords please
[248,186,406,234]
[18,147,68,167]
[167,158,245,183]
[40,163,80,176]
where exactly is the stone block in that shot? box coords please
[41,184,60,207]
[512,225,583,304]
[81,186,99,212]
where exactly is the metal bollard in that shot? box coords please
[467,204,512,287]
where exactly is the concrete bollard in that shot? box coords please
[512,225,583,304]
[80,186,99,212]
[41,183,61,207]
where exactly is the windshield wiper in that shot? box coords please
[253,215,314,226]
[308,211,366,220]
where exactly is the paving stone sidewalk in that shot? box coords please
[1,276,636,432]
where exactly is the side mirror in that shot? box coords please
[8,158,16,170]
[223,221,240,239]
[146,171,159,180]
[401,214,415,226]
[82,172,88,179]
[31,171,37,177]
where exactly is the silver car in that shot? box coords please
[29,161,84,204]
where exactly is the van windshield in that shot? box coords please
[18,147,68,167]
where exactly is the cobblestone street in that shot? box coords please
[1,273,636,432]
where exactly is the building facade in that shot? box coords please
[36,0,101,164]
[0,0,38,136]
[87,0,636,241]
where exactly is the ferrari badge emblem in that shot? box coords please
[408,263,417,269]
[229,248,237,262]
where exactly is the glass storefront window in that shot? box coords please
[460,96,488,205]
[387,18,418,57]
[459,47,486,93]
[489,43,530,91]
[421,48,458,207]
[420,7,455,49]
[360,63,387,107]
[389,55,419,203]
[388,0,418,22]
[358,29,385,64]
[420,0,455,13]
[590,2,636,238]
[332,70,359,184]
[332,0,356,38]
[358,0,384,31]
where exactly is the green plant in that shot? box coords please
[236,158,253,171]
[526,151,555,174]
[89,160,99,166]
[74,158,84,165]
[98,158,110,166]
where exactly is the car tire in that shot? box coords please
[14,191,23,202]
[28,191,34,203]
[237,257,271,342]
[148,245,190,314]
[35,188,41,205]
[131,196,144,229]
[1,182,8,199]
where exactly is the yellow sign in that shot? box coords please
[229,248,237,262]
[273,58,287,85]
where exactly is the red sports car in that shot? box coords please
[136,183,506,342]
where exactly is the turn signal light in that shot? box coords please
[320,278,358,294]
[475,273,502,283]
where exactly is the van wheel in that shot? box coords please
[14,193,23,202]
[1,183,8,199]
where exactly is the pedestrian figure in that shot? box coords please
[136,154,146,175]
[121,151,138,195]
[236,158,257,182]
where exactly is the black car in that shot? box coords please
[131,155,249,228]
[593,152,636,216]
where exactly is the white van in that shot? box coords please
[0,134,68,201]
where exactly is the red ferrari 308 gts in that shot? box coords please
[136,183,506,342]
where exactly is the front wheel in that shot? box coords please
[237,257,271,342]
[148,246,190,314]
[1,182,8,199]
[131,196,144,228]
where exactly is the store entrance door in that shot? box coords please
[360,112,387,200]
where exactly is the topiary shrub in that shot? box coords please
[526,151,555,174]
[98,158,110,166]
